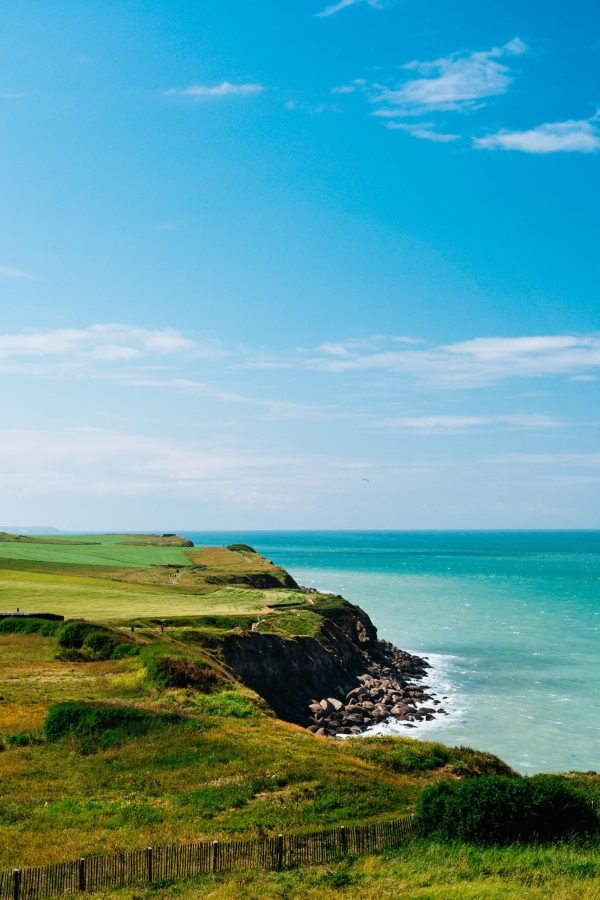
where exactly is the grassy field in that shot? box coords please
[89,841,600,898]
[0,628,514,870]
[0,533,308,619]
[0,533,193,568]
[0,532,598,897]
[0,568,304,619]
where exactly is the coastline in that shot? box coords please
[363,651,464,739]
[305,639,450,737]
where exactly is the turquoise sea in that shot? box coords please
[184,531,600,774]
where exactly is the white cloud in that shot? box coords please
[475,116,600,153]
[383,414,562,434]
[0,266,36,281]
[0,427,301,498]
[386,122,460,142]
[0,427,399,509]
[308,333,600,387]
[317,0,382,18]
[0,324,197,361]
[489,452,600,468]
[372,37,527,117]
[165,82,264,99]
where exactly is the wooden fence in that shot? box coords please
[0,816,415,899]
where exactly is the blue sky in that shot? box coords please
[1,0,599,530]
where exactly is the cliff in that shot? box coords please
[222,596,440,734]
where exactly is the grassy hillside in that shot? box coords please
[0,532,597,895]
[0,629,512,869]
[90,842,600,899]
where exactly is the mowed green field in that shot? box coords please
[0,569,302,619]
[0,534,193,568]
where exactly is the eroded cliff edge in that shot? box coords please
[222,594,446,736]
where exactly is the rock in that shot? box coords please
[316,727,326,736]
[327,697,343,712]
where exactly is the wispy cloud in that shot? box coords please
[0,266,36,281]
[0,427,302,499]
[372,37,527,118]
[0,324,198,361]
[386,122,460,142]
[317,0,382,18]
[310,333,600,387]
[0,427,398,509]
[384,414,562,434]
[165,82,264,99]
[489,452,600,467]
[475,115,600,153]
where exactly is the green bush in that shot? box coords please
[56,621,134,660]
[5,731,45,747]
[83,630,119,659]
[110,643,140,660]
[144,651,223,691]
[56,621,102,649]
[0,617,60,637]
[44,701,181,748]
[226,544,256,553]
[416,775,599,845]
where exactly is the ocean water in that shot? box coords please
[184,531,600,774]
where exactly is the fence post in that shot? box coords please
[78,858,86,892]
[276,834,284,870]
[12,869,21,900]
[146,847,153,884]
[211,841,219,874]
[340,826,347,855]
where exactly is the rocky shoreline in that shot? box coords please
[305,640,448,737]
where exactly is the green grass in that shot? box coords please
[0,533,193,568]
[0,569,307,619]
[0,537,598,898]
[88,841,600,898]
[0,631,527,870]
[257,609,324,639]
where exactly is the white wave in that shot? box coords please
[362,651,469,740]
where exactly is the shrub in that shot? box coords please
[416,775,599,845]
[83,630,119,659]
[110,643,140,660]
[5,731,45,747]
[56,621,134,660]
[0,617,60,637]
[44,701,181,748]
[56,621,102,649]
[144,652,223,691]
[226,544,256,553]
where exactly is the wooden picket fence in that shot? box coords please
[0,816,415,899]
